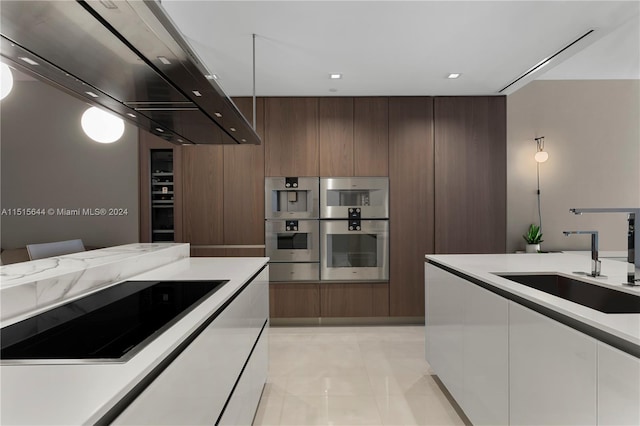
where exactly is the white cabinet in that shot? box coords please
[509,301,597,425]
[425,264,465,404]
[463,279,509,425]
[597,342,640,425]
[114,267,269,425]
[425,264,509,425]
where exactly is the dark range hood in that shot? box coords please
[0,0,260,146]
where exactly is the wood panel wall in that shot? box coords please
[354,97,389,176]
[142,95,507,319]
[265,97,319,176]
[181,145,224,245]
[223,97,265,245]
[434,96,507,254]
[389,97,435,317]
[319,97,354,176]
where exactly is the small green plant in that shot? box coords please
[523,224,544,244]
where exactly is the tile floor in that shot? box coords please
[253,325,469,426]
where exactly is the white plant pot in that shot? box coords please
[525,244,540,253]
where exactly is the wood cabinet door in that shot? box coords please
[319,97,354,177]
[434,96,506,254]
[265,98,319,177]
[389,97,434,317]
[354,97,389,176]
[269,283,320,318]
[223,97,265,245]
[182,145,224,245]
[319,282,389,317]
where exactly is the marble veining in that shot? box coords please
[1,243,189,322]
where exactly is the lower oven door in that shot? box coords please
[266,220,319,262]
[320,219,389,281]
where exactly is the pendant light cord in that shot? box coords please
[252,33,256,130]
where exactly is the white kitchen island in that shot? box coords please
[425,253,640,426]
[0,244,269,425]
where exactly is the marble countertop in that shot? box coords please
[0,243,187,288]
[0,257,269,425]
[0,243,190,322]
[425,253,640,350]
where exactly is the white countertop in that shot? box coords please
[425,253,640,349]
[0,243,190,322]
[0,257,269,425]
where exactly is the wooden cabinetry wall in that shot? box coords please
[140,95,506,318]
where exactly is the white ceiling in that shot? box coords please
[161,1,639,97]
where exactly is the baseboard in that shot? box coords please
[269,316,425,326]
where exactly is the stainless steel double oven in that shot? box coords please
[265,177,389,282]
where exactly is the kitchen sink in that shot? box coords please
[495,274,640,314]
[1,279,228,364]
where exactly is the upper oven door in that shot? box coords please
[265,177,319,219]
[320,177,389,219]
[266,220,320,262]
[320,220,389,281]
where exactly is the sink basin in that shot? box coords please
[496,274,640,314]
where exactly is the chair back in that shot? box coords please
[26,239,86,260]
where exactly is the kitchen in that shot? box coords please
[1,1,639,425]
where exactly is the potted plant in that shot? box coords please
[523,224,543,253]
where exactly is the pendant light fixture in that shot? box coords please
[0,62,14,101]
[81,106,125,143]
[533,136,548,233]
[534,136,549,163]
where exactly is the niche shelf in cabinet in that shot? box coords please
[150,149,175,242]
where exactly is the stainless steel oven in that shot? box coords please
[266,220,319,263]
[265,177,319,219]
[320,177,389,219]
[320,219,389,281]
[265,219,320,281]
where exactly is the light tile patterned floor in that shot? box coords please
[253,325,469,426]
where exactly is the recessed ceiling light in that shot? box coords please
[157,56,171,65]
[447,73,461,79]
[85,91,99,98]
[155,128,164,133]
[241,138,246,142]
[126,112,136,118]
[330,73,342,79]
[192,90,202,97]
[214,112,222,118]
[205,74,217,80]
[19,57,39,66]
[229,127,236,132]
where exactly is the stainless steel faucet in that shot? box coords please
[563,231,600,277]
[569,208,640,286]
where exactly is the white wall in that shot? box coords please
[507,80,640,253]
[1,80,139,249]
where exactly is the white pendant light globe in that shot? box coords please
[1,62,14,101]
[81,106,125,143]
[534,150,549,163]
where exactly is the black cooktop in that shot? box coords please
[1,280,227,362]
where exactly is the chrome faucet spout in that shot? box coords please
[563,230,600,277]
[569,208,640,286]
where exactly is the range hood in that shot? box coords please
[0,0,261,145]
